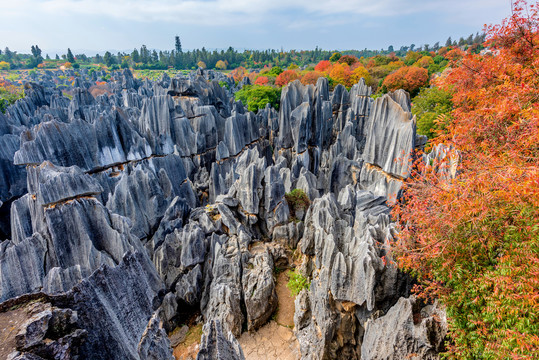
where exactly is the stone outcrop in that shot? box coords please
[0,69,446,359]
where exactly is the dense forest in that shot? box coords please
[0,33,486,71]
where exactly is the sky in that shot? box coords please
[0,0,511,55]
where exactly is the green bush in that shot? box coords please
[235,85,281,112]
[329,52,342,62]
[287,269,310,296]
[267,66,283,77]
[0,86,24,113]
[412,87,452,139]
[285,189,310,221]
[218,81,230,90]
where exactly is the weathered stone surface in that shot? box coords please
[203,234,244,338]
[153,223,206,289]
[14,115,152,171]
[242,248,277,331]
[361,297,447,360]
[0,234,47,301]
[65,252,167,360]
[0,71,443,360]
[138,312,175,360]
[0,134,27,208]
[362,94,416,178]
[196,320,245,360]
[27,162,103,207]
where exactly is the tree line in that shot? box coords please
[0,33,485,71]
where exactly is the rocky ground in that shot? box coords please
[0,68,451,359]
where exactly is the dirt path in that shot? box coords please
[239,320,300,360]
[239,269,300,360]
[275,270,295,327]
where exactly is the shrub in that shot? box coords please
[254,76,269,86]
[0,61,10,70]
[351,66,372,86]
[215,60,227,70]
[314,60,332,73]
[301,71,323,85]
[338,55,359,66]
[382,66,429,96]
[0,80,24,113]
[329,63,352,87]
[412,87,453,138]
[395,2,539,357]
[234,85,281,112]
[329,52,342,62]
[267,66,283,77]
[287,269,310,296]
[285,189,310,220]
[275,70,300,87]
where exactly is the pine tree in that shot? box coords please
[67,48,75,63]
[175,36,182,54]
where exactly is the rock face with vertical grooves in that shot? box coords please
[0,69,446,359]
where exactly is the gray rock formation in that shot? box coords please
[361,297,447,360]
[196,320,245,360]
[242,248,277,331]
[0,69,447,360]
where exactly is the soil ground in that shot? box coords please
[238,269,300,360]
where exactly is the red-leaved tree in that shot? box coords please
[393,1,539,358]
[382,66,428,95]
[275,70,301,87]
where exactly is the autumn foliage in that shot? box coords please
[275,69,301,87]
[301,71,323,85]
[382,66,428,95]
[393,1,539,358]
[0,79,24,113]
[254,76,269,86]
[230,66,247,82]
[329,63,352,87]
[314,60,332,73]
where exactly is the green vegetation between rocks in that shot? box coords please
[285,189,310,221]
[286,269,310,296]
[234,84,281,112]
[412,87,453,139]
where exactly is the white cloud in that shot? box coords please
[0,0,509,26]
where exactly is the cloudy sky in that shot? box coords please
[0,0,511,55]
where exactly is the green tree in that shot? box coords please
[235,85,281,112]
[175,36,182,54]
[329,52,342,62]
[103,51,114,66]
[67,48,75,63]
[412,87,452,138]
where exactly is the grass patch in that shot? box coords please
[182,323,203,347]
[286,269,310,296]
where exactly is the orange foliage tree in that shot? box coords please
[329,63,352,87]
[350,66,371,85]
[337,55,359,66]
[275,70,300,87]
[382,66,428,95]
[300,71,323,85]
[444,48,465,61]
[254,76,269,86]
[314,60,332,74]
[415,55,434,68]
[230,66,247,82]
[393,1,539,358]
